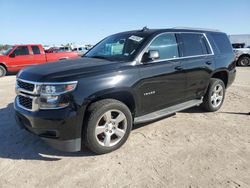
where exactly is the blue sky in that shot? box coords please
[1,0,249,45]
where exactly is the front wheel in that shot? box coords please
[0,65,7,77]
[201,78,225,112]
[84,99,132,154]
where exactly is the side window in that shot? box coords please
[210,33,232,54]
[200,37,210,54]
[181,33,210,56]
[148,33,179,60]
[31,46,41,55]
[13,46,29,56]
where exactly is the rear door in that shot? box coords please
[178,33,214,100]
[136,33,187,115]
[30,45,46,65]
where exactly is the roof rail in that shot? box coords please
[172,27,221,32]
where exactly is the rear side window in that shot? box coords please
[148,33,179,60]
[31,46,41,54]
[13,46,29,56]
[181,33,210,56]
[210,33,232,54]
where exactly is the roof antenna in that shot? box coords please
[141,26,149,31]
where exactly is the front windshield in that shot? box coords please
[2,47,13,55]
[85,33,146,61]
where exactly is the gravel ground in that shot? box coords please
[0,67,250,188]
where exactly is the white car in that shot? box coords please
[233,48,250,66]
[72,46,88,56]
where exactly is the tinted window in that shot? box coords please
[181,33,210,56]
[211,33,232,53]
[148,33,179,60]
[13,46,29,56]
[32,46,41,54]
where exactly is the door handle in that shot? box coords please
[205,61,212,65]
[175,66,184,71]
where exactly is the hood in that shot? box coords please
[18,57,123,82]
[0,54,7,60]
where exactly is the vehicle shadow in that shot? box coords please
[7,72,17,76]
[180,106,205,113]
[181,106,250,115]
[219,112,250,116]
[0,103,94,161]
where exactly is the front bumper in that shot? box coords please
[14,98,85,152]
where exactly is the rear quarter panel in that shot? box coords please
[206,33,236,87]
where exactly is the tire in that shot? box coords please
[0,65,7,77]
[84,99,132,154]
[201,78,225,112]
[238,56,250,66]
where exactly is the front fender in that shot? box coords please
[72,67,140,115]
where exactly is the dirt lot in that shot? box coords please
[0,67,250,188]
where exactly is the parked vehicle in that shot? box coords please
[233,48,250,66]
[0,44,79,77]
[72,46,88,56]
[232,43,245,49]
[45,46,72,53]
[15,28,236,154]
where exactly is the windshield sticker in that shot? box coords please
[129,35,143,42]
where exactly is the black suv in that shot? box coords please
[15,28,236,154]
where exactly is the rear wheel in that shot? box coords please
[0,65,7,77]
[84,99,132,154]
[201,78,225,112]
[238,56,250,66]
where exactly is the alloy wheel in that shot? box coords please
[211,84,224,108]
[95,110,127,147]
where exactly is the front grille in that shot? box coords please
[17,80,35,92]
[18,95,33,110]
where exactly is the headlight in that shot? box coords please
[39,81,77,109]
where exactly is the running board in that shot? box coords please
[134,99,203,124]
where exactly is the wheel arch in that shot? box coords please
[84,89,137,118]
[211,70,229,88]
[237,54,250,65]
[0,62,7,71]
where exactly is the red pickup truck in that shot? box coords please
[0,44,79,77]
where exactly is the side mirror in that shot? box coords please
[142,50,160,63]
[9,53,15,58]
[148,50,160,60]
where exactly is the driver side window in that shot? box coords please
[13,46,29,56]
[148,33,179,60]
